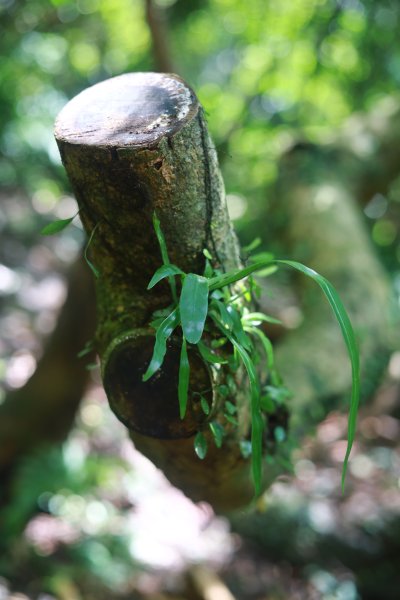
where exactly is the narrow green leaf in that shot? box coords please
[149,317,166,329]
[85,362,98,371]
[85,256,100,278]
[200,396,210,415]
[208,260,276,291]
[275,260,360,492]
[244,325,281,387]
[242,312,282,326]
[194,431,208,459]
[225,400,237,415]
[40,216,75,236]
[211,312,264,495]
[84,223,100,278]
[153,212,178,303]
[178,338,190,419]
[250,251,275,262]
[198,340,228,364]
[225,414,238,425]
[209,421,224,448]
[217,384,229,397]
[242,237,262,253]
[77,340,94,358]
[203,259,213,278]
[180,273,209,344]
[210,299,234,330]
[203,248,213,260]
[260,394,275,413]
[226,305,252,350]
[142,307,180,381]
[153,212,170,265]
[147,264,184,290]
[209,255,360,491]
[211,337,228,349]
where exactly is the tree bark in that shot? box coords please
[54,72,284,510]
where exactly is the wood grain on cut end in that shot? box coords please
[55,72,199,148]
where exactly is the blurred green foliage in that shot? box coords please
[1,2,400,597]
[1,0,400,212]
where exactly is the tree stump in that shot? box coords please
[54,72,285,510]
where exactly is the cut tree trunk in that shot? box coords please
[54,72,285,510]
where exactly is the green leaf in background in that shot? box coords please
[242,237,262,253]
[40,215,76,235]
[178,338,190,419]
[142,307,180,382]
[180,273,209,344]
[194,431,208,459]
[147,264,184,290]
[276,260,361,492]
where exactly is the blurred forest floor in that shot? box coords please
[0,359,399,599]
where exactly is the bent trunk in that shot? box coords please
[54,72,286,510]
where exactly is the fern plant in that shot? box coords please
[42,211,360,496]
[145,213,360,496]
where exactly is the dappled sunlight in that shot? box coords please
[0,0,399,597]
[5,351,36,389]
[0,265,21,295]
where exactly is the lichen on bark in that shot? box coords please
[54,72,285,510]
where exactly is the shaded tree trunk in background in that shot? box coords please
[145,0,176,74]
[0,257,95,505]
[267,135,394,436]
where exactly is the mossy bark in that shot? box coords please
[54,72,283,510]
